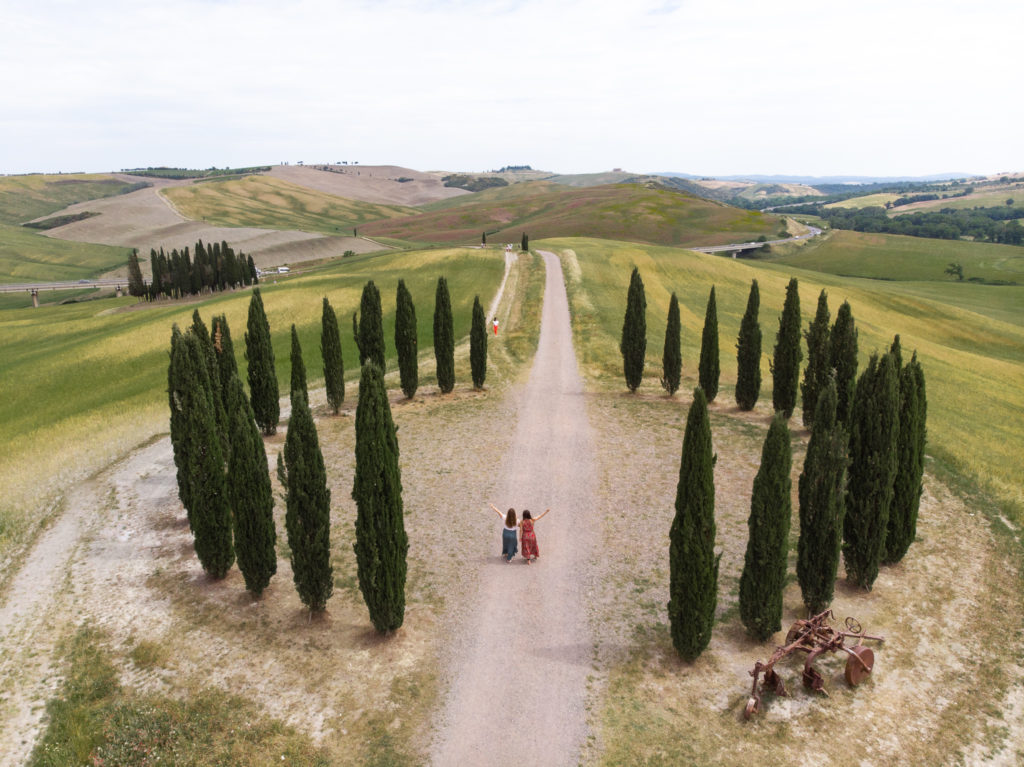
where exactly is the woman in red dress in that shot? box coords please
[519,508,550,563]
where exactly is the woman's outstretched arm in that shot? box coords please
[488,503,505,518]
[534,508,552,522]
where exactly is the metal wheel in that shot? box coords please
[844,645,874,686]
[744,696,760,720]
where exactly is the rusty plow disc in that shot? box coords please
[844,645,875,686]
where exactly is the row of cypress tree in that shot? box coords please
[665,286,928,658]
[622,270,863,429]
[129,240,258,301]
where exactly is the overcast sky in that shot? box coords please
[1,0,1020,178]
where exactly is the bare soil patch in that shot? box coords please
[270,165,468,207]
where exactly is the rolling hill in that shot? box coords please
[363,182,783,247]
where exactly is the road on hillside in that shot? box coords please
[429,250,598,766]
[690,224,822,254]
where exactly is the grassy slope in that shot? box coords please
[0,247,502,570]
[824,192,902,209]
[0,174,141,225]
[0,223,130,283]
[162,175,419,235]
[365,183,782,247]
[544,236,1024,516]
[772,229,1024,287]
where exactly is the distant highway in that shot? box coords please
[690,224,822,254]
[0,279,128,294]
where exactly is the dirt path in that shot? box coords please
[429,251,598,766]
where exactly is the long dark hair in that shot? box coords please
[522,510,532,520]
[505,508,517,527]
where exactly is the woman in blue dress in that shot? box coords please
[489,503,518,563]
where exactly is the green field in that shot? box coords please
[0,246,503,573]
[0,223,132,283]
[891,186,1023,213]
[771,229,1024,287]
[0,174,145,225]
[543,236,1024,517]
[163,175,418,235]
[824,192,902,210]
[368,183,782,247]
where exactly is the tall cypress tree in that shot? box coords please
[168,325,194,528]
[620,266,647,393]
[735,279,762,411]
[127,249,145,297]
[182,332,235,579]
[668,388,719,661]
[843,352,899,590]
[470,295,487,390]
[521,232,529,252]
[290,324,307,403]
[352,362,408,633]
[356,280,385,369]
[212,314,238,412]
[434,276,455,393]
[321,297,345,414]
[771,277,802,419]
[395,280,418,398]
[226,374,276,596]
[698,286,720,402]
[245,288,279,435]
[800,290,831,428]
[797,379,847,615]
[661,292,682,395]
[829,301,858,427]
[281,388,332,613]
[192,310,229,455]
[884,352,927,564]
[739,414,792,641]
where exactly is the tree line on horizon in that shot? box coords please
[621,268,927,658]
[128,240,259,302]
[167,276,491,633]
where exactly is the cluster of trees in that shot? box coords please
[620,267,927,658]
[167,274,490,630]
[783,204,1024,244]
[128,241,258,301]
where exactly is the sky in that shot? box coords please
[1,0,1021,178]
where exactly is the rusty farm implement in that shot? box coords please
[744,609,883,719]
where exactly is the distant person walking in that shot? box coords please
[519,508,550,564]
[492,318,499,335]
[489,504,518,563]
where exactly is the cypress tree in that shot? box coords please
[290,324,307,403]
[668,388,719,661]
[843,352,899,590]
[620,266,647,393]
[321,297,345,414]
[168,325,194,527]
[212,314,238,411]
[800,290,831,428]
[281,388,333,613]
[797,379,848,614]
[245,288,279,435]
[829,301,858,427]
[226,374,276,596]
[352,362,408,633]
[127,249,145,297]
[395,279,418,398]
[698,286,720,402]
[356,280,385,369]
[739,414,792,641]
[434,276,455,393]
[884,352,927,564]
[661,292,682,395]
[470,295,487,389]
[735,279,762,411]
[482,231,486,246]
[771,277,802,419]
[521,232,529,252]
[182,332,235,579]
[192,310,229,457]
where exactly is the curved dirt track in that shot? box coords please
[429,251,598,765]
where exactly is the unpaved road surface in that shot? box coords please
[429,251,597,765]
